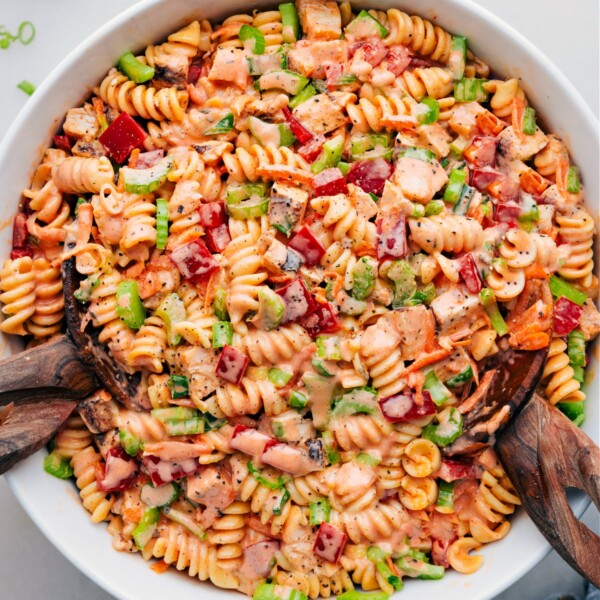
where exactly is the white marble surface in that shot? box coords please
[0,0,598,598]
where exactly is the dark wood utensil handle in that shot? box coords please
[0,398,76,474]
[497,393,600,587]
[0,335,97,399]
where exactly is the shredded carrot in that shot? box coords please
[204,270,220,311]
[128,148,140,168]
[355,243,377,258]
[511,331,550,350]
[256,165,313,186]
[486,179,505,200]
[126,261,145,279]
[150,560,170,574]
[475,110,505,136]
[324,271,344,297]
[403,347,452,375]
[524,264,548,280]
[268,273,293,285]
[519,167,549,195]
[511,96,526,142]
[122,506,143,522]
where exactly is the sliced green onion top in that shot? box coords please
[17,80,36,96]
[549,275,587,306]
[155,198,169,250]
[566,166,581,194]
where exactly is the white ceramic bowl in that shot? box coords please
[2,1,598,599]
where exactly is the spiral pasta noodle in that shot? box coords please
[98,69,189,122]
[0,256,36,335]
[53,156,114,194]
[555,209,595,288]
[540,338,585,405]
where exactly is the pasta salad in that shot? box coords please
[0,0,599,597]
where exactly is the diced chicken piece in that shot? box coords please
[348,183,378,220]
[292,92,352,135]
[431,287,481,332]
[360,315,401,356]
[334,462,376,497]
[63,106,99,141]
[540,184,562,206]
[261,441,322,476]
[432,347,472,382]
[153,53,189,89]
[296,0,342,40]
[269,182,309,231]
[388,305,436,360]
[579,299,600,341]
[271,411,316,442]
[143,441,208,460]
[379,180,415,217]
[72,139,107,158]
[230,426,272,462]
[166,346,221,400]
[418,123,452,158]
[260,236,289,272]
[287,40,348,79]
[240,541,280,582]
[392,156,448,203]
[497,125,548,162]
[77,390,118,434]
[187,466,234,527]
[208,48,249,89]
[448,102,485,138]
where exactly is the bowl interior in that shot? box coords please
[2,1,598,600]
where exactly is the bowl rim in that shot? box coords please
[3,1,599,599]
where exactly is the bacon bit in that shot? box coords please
[150,560,170,574]
[256,165,313,186]
[475,110,505,136]
[519,167,549,195]
[511,96,526,142]
[128,148,141,168]
[403,347,452,375]
[524,264,548,279]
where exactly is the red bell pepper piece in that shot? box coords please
[288,226,326,266]
[143,455,202,486]
[96,447,139,492]
[459,254,483,294]
[436,459,482,482]
[298,135,326,163]
[470,168,502,192]
[313,523,347,564]
[198,202,227,228]
[386,45,412,76]
[376,212,407,261]
[379,391,436,423]
[169,238,220,283]
[347,157,393,196]
[276,278,317,324]
[99,112,147,164]
[282,107,313,144]
[298,300,341,337]
[53,135,72,153]
[135,149,164,169]
[216,345,249,385]
[205,224,231,253]
[313,167,348,197]
[553,296,583,336]
[463,136,498,167]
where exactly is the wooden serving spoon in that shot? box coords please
[0,257,148,472]
[0,263,598,585]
